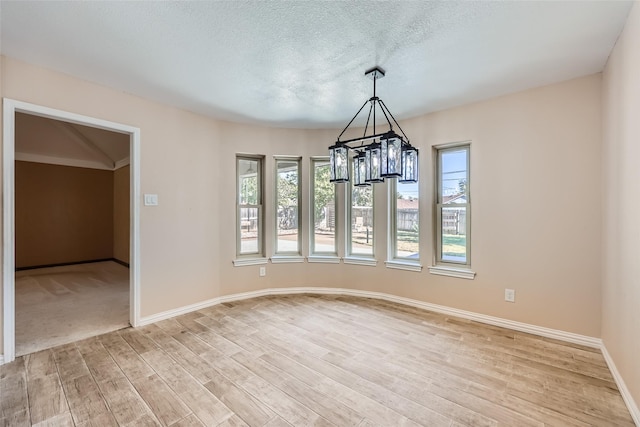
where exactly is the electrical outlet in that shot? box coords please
[259,267,266,277]
[505,288,515,303]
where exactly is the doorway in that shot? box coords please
[3,99,141,363]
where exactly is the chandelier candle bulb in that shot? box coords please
[381,132,403,178]
[365,142,384,183]
[399,145,419,183]
[354,151,370,187]
[329,143,349,183]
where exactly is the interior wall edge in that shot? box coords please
[601,343,640,426]
[112,258,129,268]
[14,153,115,171]
[15,258,115,272]
[600,0,640,416]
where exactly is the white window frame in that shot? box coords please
[345,168,375,265]
[235,155,265,262]
[309,156,338,260]
[387,179,421,271]
[273,156,302,260]
[434,142,472,271]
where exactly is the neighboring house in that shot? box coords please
[396,198,419,210]
[442,193,467,204]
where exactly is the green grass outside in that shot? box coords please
[397,230,419,243]
[443,234,466,257]
[397,230,419,252]
[352,231,466,256]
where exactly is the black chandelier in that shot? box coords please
[329,67,418,186]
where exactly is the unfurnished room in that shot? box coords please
[0,1,639,426]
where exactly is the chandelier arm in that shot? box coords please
[363,102,374,139]
[377,100,394,132]
[373,102,376,136]
[339,132,388,146]
[379,99,410,143]
[337,99,371,141]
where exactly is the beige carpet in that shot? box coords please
[15,260,129,356]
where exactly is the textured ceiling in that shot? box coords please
[0,1,633,128]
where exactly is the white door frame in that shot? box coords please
[2,98,141,363]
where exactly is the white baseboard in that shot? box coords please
[137,289,274,326]
[139,286,600,348]
[601,345,640,426]
[362,290,602,348]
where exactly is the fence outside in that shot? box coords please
[442,208,466,235]
[351,207,373,229]
[239,207,258,233]
[397,209,418,232]
[244,205,462,235]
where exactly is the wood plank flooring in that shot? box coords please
[0,294,635,426]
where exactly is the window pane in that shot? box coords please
[276,160,299,254]
[239,207,260,254]
[238,159,259,205]
[350,183,373,256]
[237,156,263,258]
[441,206,467,263]
[313,160,335,253]
[436,144,469,266]
[440,149,468,203]
[395,181,419,259]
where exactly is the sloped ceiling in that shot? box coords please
[0,1,634,129]
[15,113,130,171]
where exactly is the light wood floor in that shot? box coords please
[0,295,634,426]
[15,261,130,356]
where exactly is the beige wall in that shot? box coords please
[2,57,223,333]
[15,161,114,268]
[602,2,640,412]
[217,75,603,337]
[0,56,604,357]
[113,164,130,264]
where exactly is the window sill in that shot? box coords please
[385,260,422,272]
[307,256,341,264]
[428,265,476,280]
[270,255,305,264]
[233,257,268,267]
[343,257,377,267]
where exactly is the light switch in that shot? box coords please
[144,194,158,206]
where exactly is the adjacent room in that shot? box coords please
[13,113,131,356]
[0,1,639,426]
